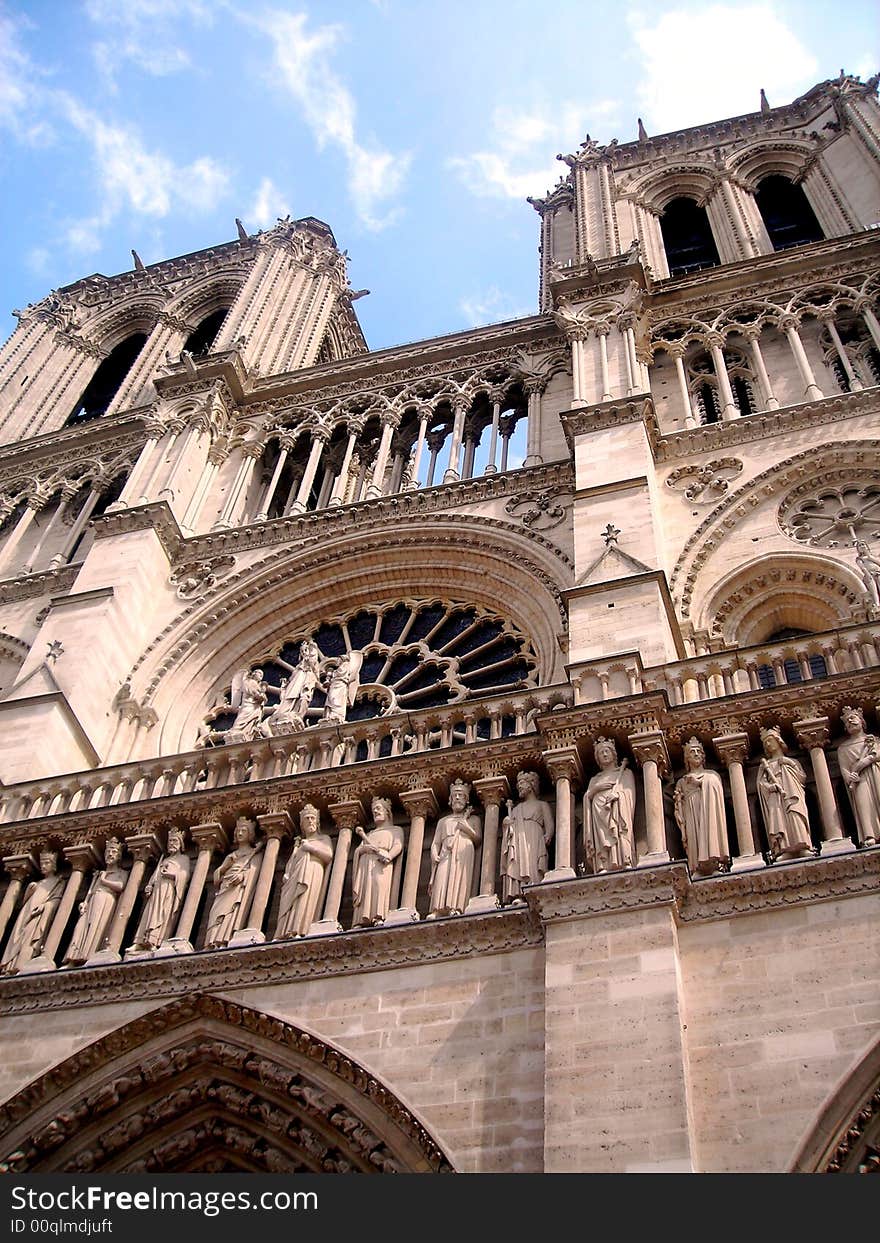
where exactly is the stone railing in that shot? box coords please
[570,621,880,706]
[1,676,879,982]
[0,684,573,827]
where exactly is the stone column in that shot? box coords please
[50,486,102,567]
[484,391,503,474]
[781,317,823,402]
[568,331,586,406]
[442,401,469,484]
[0,855,36,946]
[329,426,360,505]
[624,324,642,395]
[363,414,396,499]
[408,410,430,487]
[712,732,763,871]
[467,776,508,913]
[743,328,779,410]
[21,843,100,973]
[669,345,698,426]
[23,487,75,572]
[160,421,205,505]
[707,334,739,419]
[290,428,330,513]
[89,832,161,964]
[137,426,180,503]
[161,822,228,954]
[111,424,166,510]
[213,441,261,529]
[387,788,438,925]
[0,499,42,576]
[543,747,582,882]
[629,730,671,865]
[181,443,225,532]
[822,315,863,392]
[596,324,613,402]
[858,301,880,353]
[255,436,291,521]
[312,799,364,934]
[523,378,544,468]
[793,716,854,856]
[229,812,291,947]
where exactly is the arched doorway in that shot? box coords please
[0,994,454,1173]
[791,1034,880,1173]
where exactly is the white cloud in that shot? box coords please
[459,286,532,328]
[25,246,51,275]
[448,100,620,201]
[84,0,213,90]
[628,6,819,134]
[249,9,411,231]
[248,176,292,228]
[56,96,229,253]
[0,10,54,144]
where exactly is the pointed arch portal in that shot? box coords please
[0,994,453,1174]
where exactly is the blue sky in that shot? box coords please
[0,1,877,351]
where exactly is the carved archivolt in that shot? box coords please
[0,993,453,1173]
[670,441,880,621]
[791,1032,880,1173]
[702,553,864,645]
[118,516,570,755]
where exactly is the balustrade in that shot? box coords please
[2,681,877,978]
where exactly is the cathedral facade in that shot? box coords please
[0,74,878,1174]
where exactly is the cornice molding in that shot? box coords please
[0,905,541,1016]
[655,390,880,466]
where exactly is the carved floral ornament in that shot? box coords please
[199,598,539,746]
[665,458,743,504]
[504,486,572,530]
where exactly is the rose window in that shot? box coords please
[202,599,538,744]
[781,484,880,548]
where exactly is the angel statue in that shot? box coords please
[321,651,363,724]
[267,639,321,735]
[224,667,272,743]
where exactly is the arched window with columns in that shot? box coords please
[659,197,720,276]
[65,332,148,426]
[755,175,824,251]
[183,308,229,358]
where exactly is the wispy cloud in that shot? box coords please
[459,285,532,328]
[448,100,620,201]
[247,175,292,228]
[0,10,54,144]
[84,0,213,90]
[58,97,230,252]
[627,5,819,134]
[248,9,411,231]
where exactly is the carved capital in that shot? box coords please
[705,331,726,350]
[473,775,510,808]
[2,854,37,884]
[328,799,365,833]
[543,745,584,786]
[124,832,163,864]
[793,716,832,750]
[190,822,229,855]
[62,843,102,872]
[398,788,439,820]
[628,729,669,774]
[256,811,293,840]
[712,732,751,768]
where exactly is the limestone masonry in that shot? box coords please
[0,74,878,1174]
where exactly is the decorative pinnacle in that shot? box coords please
[601,523,621,547]
[46,640,64,665]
